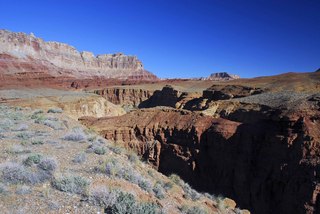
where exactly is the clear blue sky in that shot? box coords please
[0,0,319,78]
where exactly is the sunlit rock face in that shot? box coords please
[0,29,158,80]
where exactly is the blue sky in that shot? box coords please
[0,0,319,78]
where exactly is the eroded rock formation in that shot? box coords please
[80,91,320,214]
[94,87,154,107]
[203,85,265,100]
[207,72,240,80]
[0,30,158,86]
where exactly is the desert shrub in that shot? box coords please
[110,191,137,213]
[38,157,57,171]
[0,162,51,184]
[32,109,44,115]
[8,145,31,154]
[94,147,106,155]
[52,175,90,195]
[183,183,201,200]
[16,132,30,140]
[43,119,61,130]
[103,161,118,177]
[0,183,9,195]
[46,117,59,121]
[181,205,209,214]
[0,118,13,131]
[73,153,86,164]
[24,154,42,166]
[87,144,107,155]
[13,124,28,131]
[90,186,162,214]
[32,110,45,121]
[11,112,24,121]
[138,177,153,193]
[109,145,123,155]
[90,186,119,208]
[63,128,87,141]
[48,201,60,210]
[14,106,23,111]
[153,183,165,199]
[32,140,44,145]
[16,185,32,195]
[47,108,63,113]
[204,192,218,201]
[169,174,184,186]
[47,140,59,145]
[34,116,46,124]
[97,158,153,193]
[135,202,162,214]
[97,138,106,144]
[163,181,174,191]
[87,136,96,142]
[127,152,139,163]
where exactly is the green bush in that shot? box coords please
[182,183,201,200]
[90,186,162,214]
[163,181,174,190]
[73,153,86,164]
[169,174,184,186]
[32,140,44,145]
[180,205,209,214]
[47,108,63,113]
[153,183,165,199]
[94,147,106,155]
[16,132,30,140]
[52,175,90,195]
[127,152,139,163]
[0,161,56,184]
[24,154,42,166]
[63,128,87,142]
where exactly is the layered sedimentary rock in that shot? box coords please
[139,85,182,108]
[1,89,126,119]
[203,85,265,100]
[207,72,240,80]
[94,88,154,107]
[80,92,320,214]
[0,30,158,84]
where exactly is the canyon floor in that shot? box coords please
[0,71,319,214]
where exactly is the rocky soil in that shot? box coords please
[79,73,320,214]
[0,105,248,214]
[1,29,320,214]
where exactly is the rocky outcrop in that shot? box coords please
[0,30,158,83]
[203,85,265,101]
[80,93,320,214]
[139,85,182,108]
[207,72,240,80]
[2,90,126,119]
[94,88,154,107]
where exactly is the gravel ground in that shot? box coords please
[233,91,314,108]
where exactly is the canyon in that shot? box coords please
[1,29,320,214]
[80,71,320,214]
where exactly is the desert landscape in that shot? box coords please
[0,29,319,214]
[0,1,319,213]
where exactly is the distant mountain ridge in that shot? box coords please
[207,72,240,80]
[0,29,158,81]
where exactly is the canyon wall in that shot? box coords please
[0,30,158,82]
[80,92,320,214]
[94,88,154,107]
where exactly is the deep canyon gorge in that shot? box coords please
[1,30,320,214]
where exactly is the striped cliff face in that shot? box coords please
[0,30,158,81]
